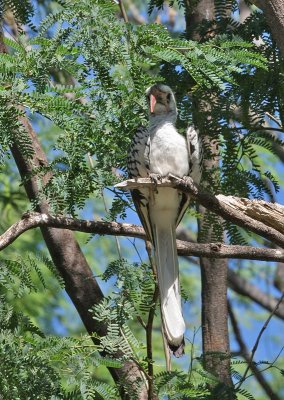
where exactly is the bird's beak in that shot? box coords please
[150,94,157,114]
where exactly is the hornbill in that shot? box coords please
[127,83,201,356]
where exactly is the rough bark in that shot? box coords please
[184,0,215,39]
[2,210,284,322]
[183,0,233,384]
[257,0,284,58]
[198,194,231,385]
[217,196,284,234]
[117,178,284,239]
[3,210,284,262]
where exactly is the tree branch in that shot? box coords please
[228,269,284,320]
[0,43,147,398]
[179,230,284,321]
[5,210,284,321]
[2,212,284,264]
[228,301,281,400]
[118,0,128,23]
[236,292,284,390]
[116,177,284,247]
[251,0,284,58]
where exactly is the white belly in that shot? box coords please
[149,123,189,178]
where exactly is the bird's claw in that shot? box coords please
[182,175,193,184]
[149,173,162,192]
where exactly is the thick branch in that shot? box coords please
[4,211,284,322]
[2,212,284,263]
[116,177,284,247]
[179,231,284,321]
[255,0,284,58]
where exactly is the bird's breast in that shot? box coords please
[149,124,189,177]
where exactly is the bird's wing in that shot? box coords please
[186,126,202,184]
[174,125,202,228]
[127,126,153,241]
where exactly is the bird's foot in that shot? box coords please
[149,173,162,192]
[182,175,193,184]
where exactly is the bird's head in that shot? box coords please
[145,83,177,120]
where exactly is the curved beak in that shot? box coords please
[150,94,157,114]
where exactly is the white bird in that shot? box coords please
[127,83,201,356]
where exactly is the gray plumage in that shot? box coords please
[128,83,201,356]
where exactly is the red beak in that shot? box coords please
[150,94,157,114]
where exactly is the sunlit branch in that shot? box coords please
[116,176,284,247]
[2,211,284,264]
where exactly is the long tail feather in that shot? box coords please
[153,222,185,356]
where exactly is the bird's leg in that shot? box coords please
[149,172,162,193]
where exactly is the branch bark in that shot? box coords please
[228,269,284,319]
[117,177,284,247]
[3,211,284,263]
[255,0,284,57]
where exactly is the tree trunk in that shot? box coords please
[259,0,284,58]
[184,0,232,386]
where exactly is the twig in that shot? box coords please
[162,324,171,372]
[146,285,159,399]
[236,292,284,390]
[228,300,281,400]
[118,0,128,22]
[243,346,284,382]
[188,326,201,383]
[265,112,283,128]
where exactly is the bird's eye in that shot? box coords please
[167,93,171,102]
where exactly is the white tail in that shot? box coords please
[153,222,185,355]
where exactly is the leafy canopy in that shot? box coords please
[0,0,271,223]
[1,0,284,398]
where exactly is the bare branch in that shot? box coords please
[118,0,128,22]
[178,241,284,262]
[228,269,284,320]
[3,211,284,267]
[116,177,284,247]
[180,229,284,321]
[236,292,284,389]
[2,212,284,264]
[228,301,281,400]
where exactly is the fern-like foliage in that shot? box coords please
[1,0,34,26]
[1,0,284,397]
[0,0,269,221]
[0,249,122,399]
